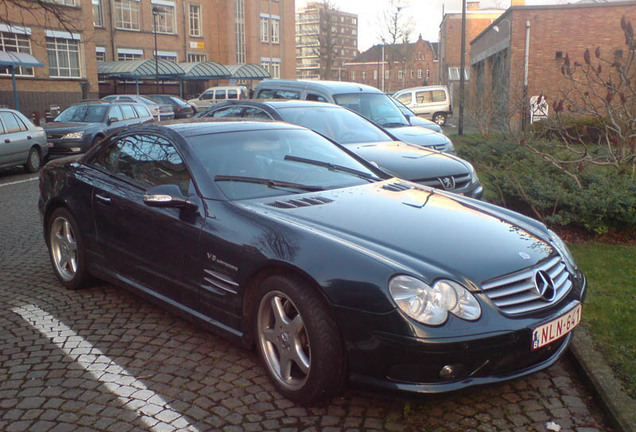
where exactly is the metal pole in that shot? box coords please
[523,20,531,131]
[458,0,467,135]
[11,67,19,111]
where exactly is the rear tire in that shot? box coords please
[433,113,447,126]
[24,147,42,173]
[255,275,346,404]
[47,208,93,290]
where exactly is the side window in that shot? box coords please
[92,134,191,195]
[416,91,432,104]
[0,113,22,133]
[396,93,412,105]
[227,89,238,99]
[120,104,138,120]
[215,90,227,100]
[273,90,300,100]
[306,93,328,102]
[133,105,152,118]
[431,90,447,102]
[200,90,214,100]
[208,106,244,118]
[13,114,28,131]
[108,105,124,121]
[243,107,272,120]
[257,89,275,99]
[0,117,5,134]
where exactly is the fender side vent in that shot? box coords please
[383,182,413,192]
[267,196,333,209]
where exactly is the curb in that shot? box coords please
[570,327,635,432]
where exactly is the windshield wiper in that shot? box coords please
[283,155,379,181]
[381,122,409,128]
[214,175,325,192]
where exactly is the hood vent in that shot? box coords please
[267,196,333,209]
[383,182,413,192]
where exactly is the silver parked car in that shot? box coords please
[0,108,48,172]
[102,94,174,121]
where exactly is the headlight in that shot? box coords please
[548,229,578,271]
[62,131,84,140]
[389,275,481,326]
[467,162,479,184]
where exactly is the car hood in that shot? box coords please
[386,125,450,146]
[43,122,97,133]
[239,181,554,285]
[344,141,468,181]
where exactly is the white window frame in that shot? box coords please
[92,0,103,27]
[189,3,202,37]
[0,28,34,76]
[271,16,280,44]
[114,0,140,31]
[46,32,82,78]
[152,1,176,34]
[187,52,207,62]
[117,48,143,61]
[96,46,106,62]
[260,15,269,42]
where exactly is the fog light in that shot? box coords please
[439,364,460,380]
[71,147,81,152]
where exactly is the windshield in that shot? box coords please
[277,106,392,144]
[333,93,409,128]
[56,105,108,123]
[188,128,381,200]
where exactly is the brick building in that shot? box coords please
[344,35,439,94]
[438,1,504,112]
[470,0,636,130]
[1,0,296,117]
[295,2,358,81]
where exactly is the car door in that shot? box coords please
[0,112,31,167]
[88,132,204,309]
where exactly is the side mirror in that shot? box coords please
[143,184,198,213]
[107,117,119,126]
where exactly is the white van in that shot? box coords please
[188,86,248,112]
[393,85,452,126]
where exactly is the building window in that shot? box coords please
[92,0,103,27]
[271,17,280,44]
[189,4,201,37]
[187,53,207,62]
[47,36,81,78]
[48,0,76,5]
[117,49,142,61]
[96,47,106,62]
[410,70,414,78]
[0,31,34,76]
[398,69,403,80]
[152,2,176,34]
[351,70,355,80]
[373,69,377,80]
[417,68,422,79]
[271,62,280,79]
[362,71,366,80]
[384,70,389,79]
[235,0,245,64]
[426,68,430,79]
[157,51,177,62]
[114,0,140,30]
[260,17,269,42]
[448,67,470,81]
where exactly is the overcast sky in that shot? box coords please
[295,0,572,51]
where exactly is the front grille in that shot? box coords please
[416,173,471,191]
[481,256,573,315]
[47,133,66,140]
[266,196,333,209]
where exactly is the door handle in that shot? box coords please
[95,194,112,203]
[27,135,32,140]
[4,139,9,143]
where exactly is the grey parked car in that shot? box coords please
[0,108,48,172]
[199,100,483,199]
[102,94,174,120]
[43,101,154,159]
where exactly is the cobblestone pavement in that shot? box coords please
[0,171,613,432]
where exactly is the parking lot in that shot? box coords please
[0,169,613,432]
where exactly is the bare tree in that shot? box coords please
[1,0,78,35]
[525,15,636,183]
[376,0,415,91]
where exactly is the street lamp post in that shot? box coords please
[152,6,164,94]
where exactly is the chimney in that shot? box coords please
[511,0,525,6]
[467,1,480,11]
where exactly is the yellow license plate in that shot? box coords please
[531,304,582,350]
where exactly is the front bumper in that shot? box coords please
[46,139,89,159]
[336,278,585,394]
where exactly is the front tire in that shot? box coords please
[433,112,447,126]
[255,275,345,404]
[48,208,92,290]
[24,147,42,173]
